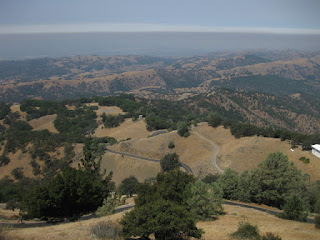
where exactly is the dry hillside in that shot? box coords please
[5,203,320,240]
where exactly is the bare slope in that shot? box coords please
[194,123,320,181]
[98,122,320,184]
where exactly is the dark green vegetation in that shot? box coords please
[231,222,282,240]
[184,181,223,220]
[299,156,310,164]
[160,153,181,172]
[117,176,139,197]
[20,167,111,219]
[101,113,125,128]
[120,170,221,240]
[217,152,318,222]
[168,140,175,149]
[0,102,10,120]
[20,99,66,120]
[0,58,70,83]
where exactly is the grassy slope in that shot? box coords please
[6,204,320,240]
[2,105,320,184]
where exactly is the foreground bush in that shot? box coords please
[231,222,282,240]
[90,220,121,239]
[120,170,203,240]
[231,222,260,239]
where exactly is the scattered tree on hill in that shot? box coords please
[0,154,10,166]
[168,140,175,149]
[185,181,223,220]
[160,153,181,172]
[120,170,203,240]
[101,113,125,128]
[0,102,10,120]
[11,167,24,180]
[118,176,139,197]
[177,121,190,137]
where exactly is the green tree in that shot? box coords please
[279,195,308,222]
[250,152,308,208]
[168,140,175,149]
[185,181,223,220]
[21,167,110,219]
[118,176,139,197]
[0,154,10,166]
[120,170,202,240]
[177,122,190,137]
[0,102,10,120]
[201,173,220,184]
[208,112,223,128]
[217,168,239,200]
[11,167,24,180]
[160,153,181,172]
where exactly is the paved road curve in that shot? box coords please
[191,127,224,174]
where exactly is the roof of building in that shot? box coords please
[312,144,320,151]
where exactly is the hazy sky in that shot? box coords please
[1,0,320,34]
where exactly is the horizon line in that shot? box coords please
[1,23,320,35]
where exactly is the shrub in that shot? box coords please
[0,155,10,167]
[231,222,260,239]
[299,157,310,164]
[96,196,117,217]
[90,220,121,239]
[168,140,175,149]
[160,153,181,172]
[177,122,190,137]
[315,215,320,229]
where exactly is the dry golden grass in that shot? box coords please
[199,204,320,240]
[100,152,160,185]
[0,148,35,179]
[0,208,20,221]
[28,114,58,133]
[194,123,320,181]
[94,118,150,141]
[5,211,127,240]
[6,203,320,240]
[108,129,217,178]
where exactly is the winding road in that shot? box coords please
[105,148,195,176]
[191,126,224,174]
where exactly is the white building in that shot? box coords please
[311,144,320,158]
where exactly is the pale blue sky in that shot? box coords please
[0,0,320,34]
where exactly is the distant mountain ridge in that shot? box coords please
[0,50,319,103]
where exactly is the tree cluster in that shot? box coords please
[216,152,314,221]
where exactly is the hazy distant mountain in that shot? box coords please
[0,50,319,102]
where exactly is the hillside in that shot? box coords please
[0,50,319,103]
[99,122,320,184]
[6,203,320,240]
